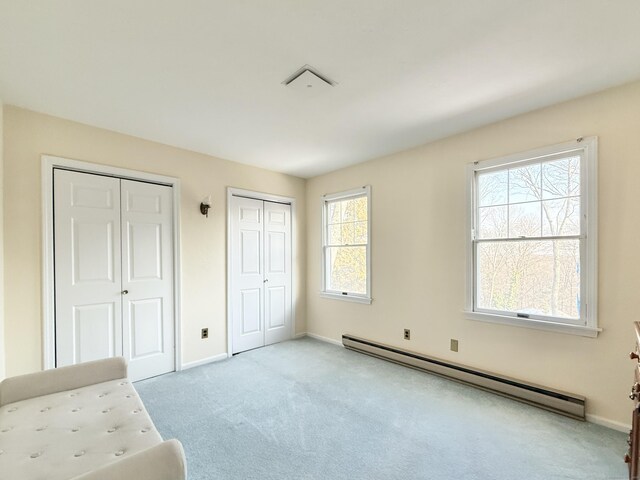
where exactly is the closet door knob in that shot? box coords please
[122,290,129,295]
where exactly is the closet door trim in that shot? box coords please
[226,187,297,357]
[41,155,182,372]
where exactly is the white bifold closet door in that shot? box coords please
[230,196,292,354]
[54,169,175,381]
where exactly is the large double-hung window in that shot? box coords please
[321,186,371,304]
[466,138,598,336]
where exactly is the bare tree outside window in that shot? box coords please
[475,155,581,320]
[324,193,369,296]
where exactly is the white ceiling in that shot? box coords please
[1,1,639,178]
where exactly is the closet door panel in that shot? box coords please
[121,180,175,381]
[54,170,122,366]
[264,201,292,345]
[231,196,265,353]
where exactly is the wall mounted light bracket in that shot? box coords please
[200,195,212,218]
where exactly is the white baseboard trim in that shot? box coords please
[586,413,630,432]
[181,353,228,370]
[294,332,307,339]
[305,332,344,347]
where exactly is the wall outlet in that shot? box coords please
[201,328,209,339]
[450,339,459,352]
[404,329,410,340]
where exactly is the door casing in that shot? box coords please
[226,187,297,357]
[41,155,182,372]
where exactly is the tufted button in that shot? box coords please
[1,427,12,433]
[115,450,125,456]
[36,426,47,432]
[40,407,50,412]
[140,428,150,433]
[0,450,4,455]
[71,408,81,413]
[69,393,78,397]
[132,409,141,414]
[71,428,80,433]
[125,395,132,399]
[30,452,42,459]
[107,427,117,433]
[102,409,110,414]
[119,382,128,386]
[74,451,85,457]
[8,407,17,412]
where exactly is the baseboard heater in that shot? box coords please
[342,334,585,420]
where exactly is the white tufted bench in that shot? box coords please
[0,357,186,480]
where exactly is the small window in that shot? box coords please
[466,138,598,337]
[321,186,371,304]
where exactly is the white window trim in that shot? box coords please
[465,137,599,337]
[321,186,372,304]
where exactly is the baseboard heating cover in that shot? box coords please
[342,334,585,420]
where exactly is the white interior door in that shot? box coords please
[231,196,265,353]
[121,180,175,381]
[230,195,292,354]
[54,170,123,366]
[54,170,175,381]
[264,201,292,346]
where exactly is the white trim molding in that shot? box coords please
[319,292,372,304]
[585,414,631,433]
[41,155,183,371]
[181,353,228,370]
[465,311,601,338]
[465,137,598,337]
[305,332,344,347]
[226,187,298,357]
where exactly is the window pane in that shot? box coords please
[542,197,580,236]
[341,223,355,245]
[341,198,356,222]
[508,202,541,238]
[478,206,507,239]
[354,196,368,221]
[327,246,367,294]
[509,164,541,203]
[542,156,580,199]
[354,221,368,244]
[476,239,580,319]
[328,224,341,245]
[328,202,341,225]
[478,170,508,207]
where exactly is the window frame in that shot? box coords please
[320,186,372,304]
[465,137,599,337]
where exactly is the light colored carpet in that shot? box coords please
[136,337,626,480]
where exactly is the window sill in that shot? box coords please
[320,292,372,304]
[465,311,601,338]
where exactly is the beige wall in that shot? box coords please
[2,106,306,376]
[4,81,638,425]
[306,80,640,426]
[0,100,4,380]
